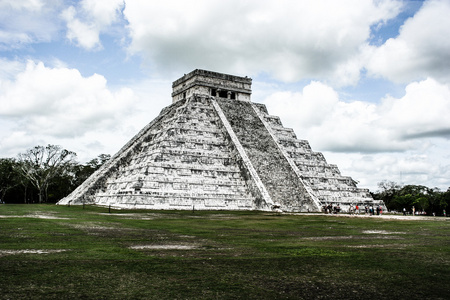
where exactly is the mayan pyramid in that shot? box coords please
[58,69,381,212]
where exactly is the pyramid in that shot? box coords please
[58,69,382,212]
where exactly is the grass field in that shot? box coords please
[0,204,449,299]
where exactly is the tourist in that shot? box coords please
[355,204,359,214]
[403,207,406,216]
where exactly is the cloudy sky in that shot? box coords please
[1,0,449,192]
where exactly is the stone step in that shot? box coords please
[216,98,315,211]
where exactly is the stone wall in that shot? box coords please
[254,103,377,211]
[59,91,381,212]
[60,95,263,210]
[172,69,252,103]
[216,98,318,212]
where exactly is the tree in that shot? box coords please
[0,158,19,202]
[436,188,450,215]
[72,154,111,188]
[88,154,111,169]
[390,193,415,212]
[373,182,447,214]
[426,187,442,215]
[47,154,109,202]
[373,180,402,208]
[16,145,76,203]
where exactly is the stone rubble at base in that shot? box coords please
[57,69,385,212]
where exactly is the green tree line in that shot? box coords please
[0,144,110,204]
[372,180,450,216]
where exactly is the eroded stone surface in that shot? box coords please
[58,69,384,212]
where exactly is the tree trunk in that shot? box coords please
[23,185,27,204]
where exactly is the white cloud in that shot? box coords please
[61,6,101,50]
[124,0,402,84]
[366,0,450,84]
[0,60,136,159]
[0,0,43,11]
[0,58,24,80]
[0,0,61,49]
[262,82,339,127]
[61,0,125,50]
[378,78,450,138]
[263,82,400,153]
[263,77,450,153]
[324,144,450,191]
[0,130,43,158]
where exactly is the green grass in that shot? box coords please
[0,205,449,299]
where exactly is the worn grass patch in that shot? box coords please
[0,204,448,299]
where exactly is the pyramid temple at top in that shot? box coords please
[58,69,384,212]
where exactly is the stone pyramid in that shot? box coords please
[58,69,381,212]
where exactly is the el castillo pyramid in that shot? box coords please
[58,69,382,212]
